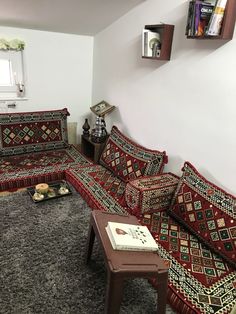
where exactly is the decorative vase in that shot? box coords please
[82,118,90,136]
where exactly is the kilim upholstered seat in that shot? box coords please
[1,111,235,313]
[0,108,91,191]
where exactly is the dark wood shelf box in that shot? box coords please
[142,24,175,61]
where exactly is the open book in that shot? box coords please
[105,222,158,252]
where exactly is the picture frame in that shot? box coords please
[90,101,115,116]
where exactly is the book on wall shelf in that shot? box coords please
[186,0,216,37]
[105,221,158,252]
[206,0,228,36]
[142,29,161,58]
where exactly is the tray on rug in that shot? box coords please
[27,180,72,203]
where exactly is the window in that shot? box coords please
[0,58,12,86]
[0,51,24,97]
[0,39,25,98]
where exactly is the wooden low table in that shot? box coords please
[85,210,169,314]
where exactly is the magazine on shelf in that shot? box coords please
[195,1,214,36]
[105,222,158,252]
[185,0,215,37]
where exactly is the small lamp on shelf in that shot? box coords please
[90,100,115,143]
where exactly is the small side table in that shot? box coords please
[81,135,107,163]
[85,210,169,314]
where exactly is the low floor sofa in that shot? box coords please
[1,109,235,314]
[0,108,91,191]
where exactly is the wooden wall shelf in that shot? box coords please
[186,0,236,40]
[142,24,175,61]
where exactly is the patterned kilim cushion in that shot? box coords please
[65,165,129,215]
[140,212,236,314]
[125,173,179,216]
[0,146,91,191]
[168,162,236,268]
[99,126,168,183]
[0,108,70,156]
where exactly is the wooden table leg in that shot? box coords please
[105,270,124,314]
[84,221,95,264]
[156,270,168,314]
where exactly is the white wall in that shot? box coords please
[0,26,94,142]
[92,0,236,195]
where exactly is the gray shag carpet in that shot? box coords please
[0,185,176,314]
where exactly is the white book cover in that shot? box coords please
[106,222,158,251]
[206,0,228,36]
[142,29,161,57]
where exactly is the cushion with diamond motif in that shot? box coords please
[168,161,236,267]
[0,108,70,156]
[99,126,168,183]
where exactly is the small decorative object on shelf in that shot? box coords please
[142,24,174,61]
[142,29,161,57]
[82,118,90,136]
[91,116,107,143]
[185,0,236,40]
[90,100,115,117]
[90,100,115,143]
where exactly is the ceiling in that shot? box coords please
[0,0,144,36]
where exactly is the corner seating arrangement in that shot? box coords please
[0,109,235,314]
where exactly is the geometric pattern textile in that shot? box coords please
[0,146,92,191]
[64,163,236,313]
[140,212,236,314]
[168,162,236,268]
[0,108,70,156]
[125,173,179,215]
[65,165,129,215]
[99,126,168,183]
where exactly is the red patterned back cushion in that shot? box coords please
[168,161,236,267]
[99,126,168,183]
[0,108,70,156]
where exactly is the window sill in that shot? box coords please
[0,97,28,101]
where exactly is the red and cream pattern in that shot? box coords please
[0,146,91,191]
[65,165,129,214]
[0,108,69,156]
[99,126,168,182]
[168,162,236,267]
[125,173,179,215]
[65,164,236,313]
[140,212,236,314]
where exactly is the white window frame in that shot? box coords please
[0,50,25,97]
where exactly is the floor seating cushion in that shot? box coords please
[66,160,236,314]
[125,172,179,216]
[66,164,129,215]
[0,108,70,155]
[99,125,168,182]
[0,108,91,191]
[168,161,236,268]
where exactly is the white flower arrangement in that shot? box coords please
[0,38,25,50]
